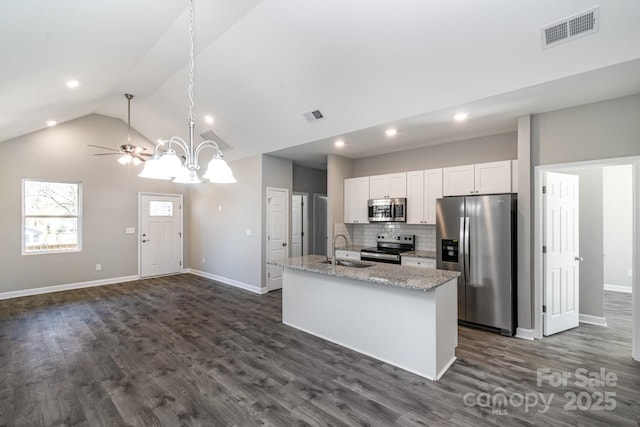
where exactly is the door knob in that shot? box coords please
[575,256,584,262]
[282,242,287,247]
[142,239,150,243]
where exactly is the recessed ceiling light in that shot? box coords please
[46,120,57,127]
[204,115,214,125]
[334,139,345,148]
[385,128,397,137]
[454,112,469,122]
[65,80,79,89]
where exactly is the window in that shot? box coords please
[149,200,174,217]
[23,179,81,254]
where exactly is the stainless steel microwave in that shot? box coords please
[367,198,406,222]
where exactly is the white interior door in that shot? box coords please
[140,194,182,278]
[267,188,289,291]
[543,172,580,336]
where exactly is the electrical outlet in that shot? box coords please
[245,228,252,236]
[629,269,633,277]
[202,257,206,264]
[218,205,222,212]
[96,264,102,271]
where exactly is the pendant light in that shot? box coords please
[138,0,236,184]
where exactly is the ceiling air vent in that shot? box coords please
[541,6,599,48]
[200,130,232,152]
[303,109,325,123]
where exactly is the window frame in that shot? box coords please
[22,178,83,255]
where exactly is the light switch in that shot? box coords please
[245,228,252,236]
[125,227,136,234]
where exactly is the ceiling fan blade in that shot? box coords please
[88,144,120,152]
[132,154,147,162]
[93,153,121,156]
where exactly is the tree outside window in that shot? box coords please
[23,179,81,254]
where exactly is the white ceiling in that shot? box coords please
[2,1,640,168]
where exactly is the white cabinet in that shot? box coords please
[344,177,370,223]
[369,173,407,199]
[475,160,512,194]
[406,168,443,225]
[401,256,436,269]
[443,160,511,196]
[335,249,361,260]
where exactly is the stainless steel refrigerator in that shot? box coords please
[436,194,516,336]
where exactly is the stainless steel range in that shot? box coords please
[360,234,415,264]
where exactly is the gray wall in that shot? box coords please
[530,93,640,332]
[0,114,189,293]
[293,165,327,254]
[532,94,640,166]
[188,155,263,287]
[603,165,633,288]
[558,168,605,318]
[326,155,352,256]
[352,132,517,177]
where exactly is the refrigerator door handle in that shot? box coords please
[459,217,466,283]
[464,216,470,284]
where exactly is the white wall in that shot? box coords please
[603,165,633,289]
[0,114,189,293]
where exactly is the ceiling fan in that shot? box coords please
[89,94,151,165]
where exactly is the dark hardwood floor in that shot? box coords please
[1,275,638,426]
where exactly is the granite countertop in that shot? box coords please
[270,255,459,292]
[401,250,436,259]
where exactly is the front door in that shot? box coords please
[266,188,289,291]
[543,172,580,335]
[140,194,182,278]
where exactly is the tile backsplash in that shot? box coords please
[337,223,436,251]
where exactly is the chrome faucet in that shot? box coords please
[332,234,348,266]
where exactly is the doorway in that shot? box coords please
[291,193,309,257]
[266,187,289,291]
[533,156,639,361]
[313,194,328,256]
[139,193,183,278]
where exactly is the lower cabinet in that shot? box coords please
[401,256,436,269]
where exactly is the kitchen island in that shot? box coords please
[269,255,460,381]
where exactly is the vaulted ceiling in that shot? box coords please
[2,1,640,168]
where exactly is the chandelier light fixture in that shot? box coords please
[139,0,236,184]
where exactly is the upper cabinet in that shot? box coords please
[406,168,443,225]
[369,173,407,199]
[443,160,512,196]
[344,177,370,224]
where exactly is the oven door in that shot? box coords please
[360,250,401,264]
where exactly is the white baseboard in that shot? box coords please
[515,328,535,340]
[579,314,608,327]
[604,284,632,294]
[0,275,139,301]
[186,269,267,295]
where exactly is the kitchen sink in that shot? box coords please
[323,259,373,268]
